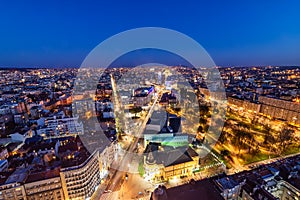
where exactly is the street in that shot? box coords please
[97,78,163,200]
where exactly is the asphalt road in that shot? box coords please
[99,84,163,199]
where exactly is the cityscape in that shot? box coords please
[1,1,300,200]
[0,65,299,200]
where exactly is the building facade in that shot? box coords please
[0,183,26,200]
[60,152,101,200]
[24,176,64,200]
[60,143,116,200]
[227,96,300,125]
[144,145,199,182]
[38,116,84,136]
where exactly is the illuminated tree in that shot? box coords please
[278,127,294,152]
[129,107,143,118]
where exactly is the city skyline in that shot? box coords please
[0,65,300,200]
[1,2,300,200]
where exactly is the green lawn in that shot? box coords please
[212,148,233,169]
[282,145,300,156]
[216,110,300,167]
[138,160,145,177]
[241,152,275,165]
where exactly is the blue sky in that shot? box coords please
[0,0,300,67]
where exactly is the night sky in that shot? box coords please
[0,1,300,67]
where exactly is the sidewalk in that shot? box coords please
[100,191,118,200]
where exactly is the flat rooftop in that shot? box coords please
[165,179,223,200]
[25,168,60,183]
[5,167,29,184]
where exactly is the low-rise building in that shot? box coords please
[214,176,241,200]
[0,160,8,172]
[280,181,300,200]
[151,179,224,200]
[0,147,8,160]
[132,86,154,107]
[38,116,84,136]
[144,143,199,182]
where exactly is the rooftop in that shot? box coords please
[25,168,60,183]
[163,179,223,200]
[145,143,198,167]
[214,176,239,190]
[5,167,29,184]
